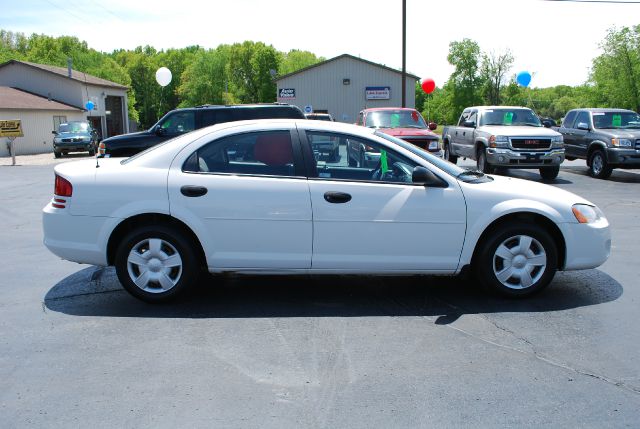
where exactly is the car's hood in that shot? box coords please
[56,132,92,138]
[593,128,640,139]
[378,127,438,139]
[478,126,561,137]
[102,130,151,143]
[460,174,593,223]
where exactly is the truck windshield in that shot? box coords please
[59,122,89,133]
[592,111,640,129]
[365,110,428,129]
[479,109,542,127]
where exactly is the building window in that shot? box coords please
[53,116,67,131]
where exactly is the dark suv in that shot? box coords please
[52,121,99,158]
[102,103,306,157]
[558,108,640,179]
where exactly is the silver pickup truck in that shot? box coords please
[442,106,565,179]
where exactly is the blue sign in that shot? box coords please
[85,100,95,111]
[304,105,313,114]
[365,86,391,100]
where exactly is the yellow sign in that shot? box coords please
[0,119,24,137]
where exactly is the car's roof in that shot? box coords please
[184,103,302,111]
[362,107,418,112]
[570,108,636,113]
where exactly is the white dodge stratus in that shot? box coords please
[43,120,611,303]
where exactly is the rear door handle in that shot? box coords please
[181,185,208,197]
[324,191,352,204]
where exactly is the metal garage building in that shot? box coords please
[0,60,130,156]
[275,54,419,123]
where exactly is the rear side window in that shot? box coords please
[183,131,297,177]
[563,111,577,128]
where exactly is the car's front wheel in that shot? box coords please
[588,149,612,179]
[539,166,560,180]
[476,147,493,174]
[474,222,558,297]
[115,225,201,303]
[53,151,61,159]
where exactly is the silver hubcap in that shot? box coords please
[127,238,183,293]
[493,235,547,290]
[592,153,603,175]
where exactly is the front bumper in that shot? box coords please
[54,142,93,152]
[606,147,640,168]
[560,217,611,270]
[486,148,564,167]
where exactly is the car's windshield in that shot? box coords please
[374,131,474,179]
[479,108,542,127]
[59,122,90,133]
[365,110,428,129]
[592,111,640,129]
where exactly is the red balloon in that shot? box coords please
[421,78,436,94]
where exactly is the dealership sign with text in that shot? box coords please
[365,86,390,100]
[278,88,296,99]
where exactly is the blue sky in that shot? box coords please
[2,0,640,88]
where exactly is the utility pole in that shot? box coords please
[402,0,406,107]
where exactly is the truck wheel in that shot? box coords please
[539,166,559,180]
[114,225,201,303]
[477,148,493,174]
[473,222,558,297]
[589,149,612,179]
[444,143,457,164]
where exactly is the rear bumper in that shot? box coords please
[487,148,564,167]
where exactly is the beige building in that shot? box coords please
[276,54,419,123]
[0,60,129,155]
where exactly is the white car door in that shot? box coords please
[168,129,312,270]
[303,130,466,272]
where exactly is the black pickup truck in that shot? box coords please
[101,103,306,157]
[557,108,640,179]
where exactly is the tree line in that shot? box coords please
[0,30,323,128]
[2,26,639,128]
[420,25,640,125]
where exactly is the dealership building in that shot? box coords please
[276,54,419,123]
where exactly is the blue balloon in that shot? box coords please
[85,100,95,111]
[516,71,531,87]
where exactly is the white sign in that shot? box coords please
[304,105,313,114]
[278,88,296,99]
[365,86,391,100]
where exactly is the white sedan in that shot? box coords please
[43,120,611,303]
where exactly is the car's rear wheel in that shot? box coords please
[588,149,612,179]
[115,225,200,303]
[444,143,457,164]
[474,222,558,297]
[539,166,560,180]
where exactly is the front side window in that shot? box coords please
[574,111,590,128]
[183,131,296,177]
[159,111,195,135]
[458,111,470,126]
[306,131,418,184]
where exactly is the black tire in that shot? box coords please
[566,156,577,161]
[114,225,201,303]
[88,147,96,156]
[477,147,493,174]
[539,166,560,180]
[588,149,612,179]
[54,151,61,159]
[444,143,457,164]
[473,222,558,298]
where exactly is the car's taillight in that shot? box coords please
[53,175,72,209]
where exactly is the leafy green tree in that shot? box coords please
[480,49,514,105]
[447,38,484,117]
[228,41,279,103]
[278,49,323,76]
[178,46,233,107]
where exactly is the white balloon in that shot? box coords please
[155,67,172,87]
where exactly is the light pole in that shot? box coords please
[402,0,406,108]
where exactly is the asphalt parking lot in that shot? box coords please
[1,153,639,428]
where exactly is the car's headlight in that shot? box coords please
[572,204,605,224]
[428,140,439,150]
[611,138,632,147]
[489,135,509,148]
[551,135,563,147]
[53,138,61,143]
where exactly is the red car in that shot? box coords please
[352,107,440,167]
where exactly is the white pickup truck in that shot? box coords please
[441,106,565,179]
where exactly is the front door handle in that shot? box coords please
[324,191,352,204]
[181,185,208,197]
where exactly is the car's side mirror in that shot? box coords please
[576,122,590,131]
[542,120,552,128]
[52,130,58,135]
[412,166,446,187]
[155,126,167,136]
[463,120,476,128]
[428,122,437,131]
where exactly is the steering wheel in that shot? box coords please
[372,161,413,183]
